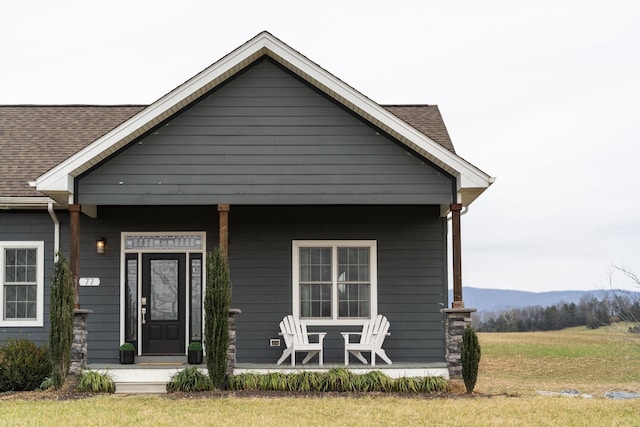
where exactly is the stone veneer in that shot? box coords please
[70,309,92,374]
[227,308,242,375]
[441,307,476,379]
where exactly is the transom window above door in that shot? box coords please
[292,240,377,325]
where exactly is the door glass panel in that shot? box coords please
[150,259,178,321]
[190,257,202,341]
[125,258,137,342]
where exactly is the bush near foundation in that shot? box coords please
[0,338,52,391]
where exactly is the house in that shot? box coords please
[0,32,493,378]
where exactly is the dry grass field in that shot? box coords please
[1,325,639,426]
[476,325,640,396]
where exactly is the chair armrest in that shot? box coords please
[307,332,327,343]
[341,332,362,343]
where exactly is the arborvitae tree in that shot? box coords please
[204,248,232,389]
[461,326,481,394]
[49,253,74,389]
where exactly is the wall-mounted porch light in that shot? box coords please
[96,237,106,254]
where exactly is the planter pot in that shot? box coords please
[119,349,135,364]
[188,349,203,365]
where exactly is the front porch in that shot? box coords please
[88,359,449,394]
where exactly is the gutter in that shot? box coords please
[47,202,60,262]
[0,197,60,262]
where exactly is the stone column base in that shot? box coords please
[227,308,242,376]
[70,309,92,374]
[441,307,476,379]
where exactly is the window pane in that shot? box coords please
[6,249,16,266]
[16,302,26,318]
[26,266,36,282]
[300,247,331,282]
[5,284,16,301]
[26,249,36,265]
[321,300,331,317]
[5,266,15,282]
[338,247,369,283]
[338,284,370,318]
[26,301,37,318]
[26,284,36,300]
[16,249,26,266]
[300,283,331,318]
[4,284,37,320]
[5,300,16,318]
[3,247,39,321]
[15,266,25,282]
[300,265,310,282]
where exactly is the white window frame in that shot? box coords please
[0,241,45,327]
[292,240,377,326]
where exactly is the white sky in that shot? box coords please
[1,1,639,292]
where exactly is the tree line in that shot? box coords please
[472,293,640,332]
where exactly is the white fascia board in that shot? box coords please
[0,197,56,209]
[36,31,493,197]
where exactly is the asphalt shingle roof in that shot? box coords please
[0,104,453,198]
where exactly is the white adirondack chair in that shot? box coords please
[277,315,326,366]
[341,314,392,366]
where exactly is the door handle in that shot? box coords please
[142,307,147,324]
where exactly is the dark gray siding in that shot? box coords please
[75,206,219,363]
[230,205,447,364]
[78,59,453,205]
[0,211,56,345]
[2,205,447,364]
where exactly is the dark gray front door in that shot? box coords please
[142,253,186,354]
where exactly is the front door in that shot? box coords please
[142,253,186,354]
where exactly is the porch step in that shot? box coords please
[108,367,187,394]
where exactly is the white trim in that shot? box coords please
[35,32,492,206]
[0,197,56,209]
[292,240,377,326]
[119,232,206,355]
[0,241,45,327]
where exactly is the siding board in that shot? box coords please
[78,60,453,206]
[230,205,447,364]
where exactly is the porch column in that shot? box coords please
[441,307,476,379]
[450,203,464,308]
[218,204,230,257]
[69,204,81,309]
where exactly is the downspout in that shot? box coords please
[47,202,60,262]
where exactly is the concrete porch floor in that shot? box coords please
[87,359,449,394]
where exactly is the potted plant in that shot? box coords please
[188,341,203,365]
[119,343,135,364]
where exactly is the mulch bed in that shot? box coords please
[0,378,494,401]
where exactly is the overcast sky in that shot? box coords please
[1,1,638,292]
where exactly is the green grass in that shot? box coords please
[1,325,639,426]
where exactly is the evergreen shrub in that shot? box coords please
[0,338,52,391]
[461,326,481,394]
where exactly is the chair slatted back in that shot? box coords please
[360,315,390,346]
[280,315,310,347]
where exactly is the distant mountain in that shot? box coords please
[448,287,624,313]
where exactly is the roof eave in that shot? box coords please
[0,196,57,209]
